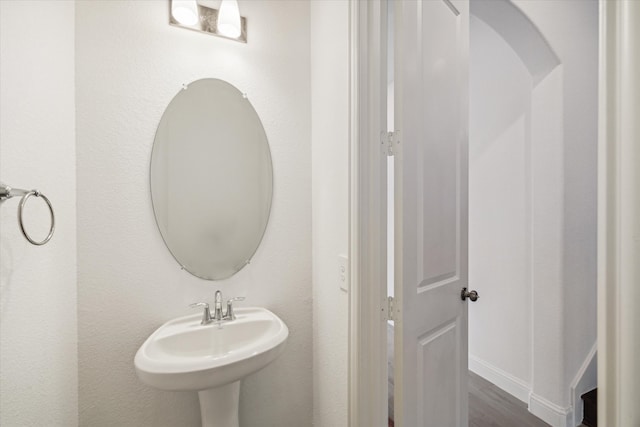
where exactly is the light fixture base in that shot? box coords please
[169,1,247,44]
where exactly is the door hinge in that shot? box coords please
[387,296,395,321]
[382,131,399,157]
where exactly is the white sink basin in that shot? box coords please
[135,307,288,390]
[134,307,288,427]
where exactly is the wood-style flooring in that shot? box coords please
[469,371,549,427]
[388,372,585,427]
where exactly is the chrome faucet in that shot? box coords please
[213,290,224,321]
[190,290,245,325]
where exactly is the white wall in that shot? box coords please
[75,2,312,426]
[469,1,598,425]
[513,0,599,413]
[0,1,78,426]
[469,13,533,390]
[529,64,567,423]
[310,1,350,426]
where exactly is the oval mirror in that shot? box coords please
[150,79,273,280]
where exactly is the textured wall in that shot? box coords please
[75,1,312,426]
[470,1,598,424]
[0,1,78,426]
[469,14,533,388]
[310,1,350,426]
[514,0,599,411]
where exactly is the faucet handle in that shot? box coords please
[189,302,212,325]
[224,297,245,321]
[190,302,209,308]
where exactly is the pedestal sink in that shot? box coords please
[134,307,288,427]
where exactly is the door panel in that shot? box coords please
[416,320,462,426]
[394,0,469,426]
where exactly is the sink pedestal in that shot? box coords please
[135,309,288,427]
[198,381,240,427]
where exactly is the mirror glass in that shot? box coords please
[150,79,273,280]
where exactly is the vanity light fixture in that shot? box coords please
[169,0,247,43]
[217,0,242,38]
[171,0,198,26]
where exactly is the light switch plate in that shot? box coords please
[338,254,349,293]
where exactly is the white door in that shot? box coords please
[393,0,470,426]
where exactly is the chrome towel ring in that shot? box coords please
[0,182,55,246]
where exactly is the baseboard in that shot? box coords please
[570,343,597,427]
[469,355,577,427]
[529,393,572,427]
[469,355,531,403]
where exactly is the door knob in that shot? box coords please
[461,287,479,302]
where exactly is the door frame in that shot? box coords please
[349,0,640,426]
[597,1,640,425]
[348,0,388,426]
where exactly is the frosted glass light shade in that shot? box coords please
[172,0,199,26]
[217,0,241,38]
